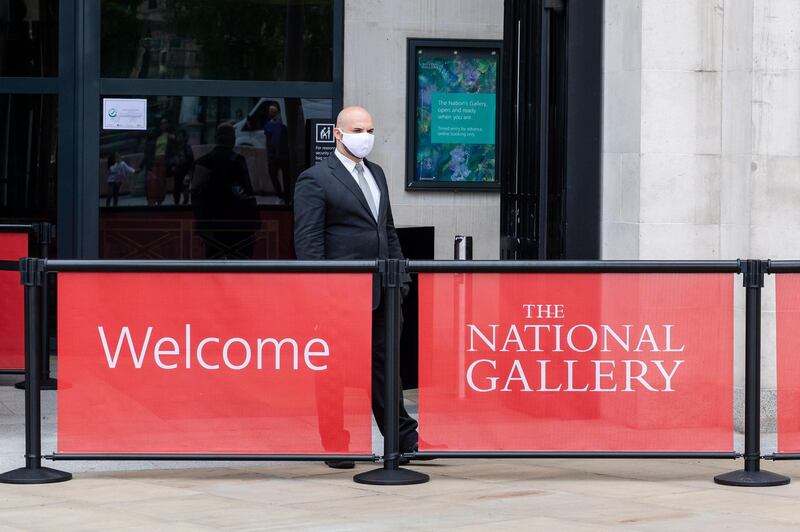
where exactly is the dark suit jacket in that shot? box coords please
[293,153,408,308]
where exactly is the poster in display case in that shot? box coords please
[406,39,502,191]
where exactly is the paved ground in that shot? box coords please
[3,371,800,531]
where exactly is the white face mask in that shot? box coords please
[337,130,374,159]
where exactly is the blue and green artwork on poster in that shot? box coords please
[416,52,497,183]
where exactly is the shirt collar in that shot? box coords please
[334,147,362,174]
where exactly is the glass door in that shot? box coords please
[81,0,343,259]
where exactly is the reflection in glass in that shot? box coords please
[99,95,331,260]
[192,122,260,259]
[101,0,333,81]
[0,0,58,76]
[0,94,57,222]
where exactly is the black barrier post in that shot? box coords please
[354,259,429,486]
[0,258,71,484]
[16,223,57,391]
[715,259,789,487]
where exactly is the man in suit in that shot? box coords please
[294,106,419,469]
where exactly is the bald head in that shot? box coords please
[336,106,373,130]
[334,106,375,161]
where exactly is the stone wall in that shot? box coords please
[343,0,503,259]
[603,0,800,434]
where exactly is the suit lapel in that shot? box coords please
[327,155,375,222]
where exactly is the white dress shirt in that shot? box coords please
[334,148,381,215]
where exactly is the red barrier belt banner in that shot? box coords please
[58,272,373,455]
[776,274,800,453]
[418,273,734,452]
[0,232,26,371]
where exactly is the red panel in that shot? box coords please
[0,233,27,371]
[57,272,372,455]
[418,273,734,452]
[776,274,800,453]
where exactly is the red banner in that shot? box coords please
[776,274,800,453]
[0,232,27,371]
[57,272,373,455]
[418,273,734,452]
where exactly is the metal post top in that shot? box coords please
[742,259,767,288]
[31,222,55,244]
[19,258,46,287]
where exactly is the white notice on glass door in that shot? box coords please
[102,98,147,130]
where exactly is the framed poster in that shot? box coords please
[406,39,502,191]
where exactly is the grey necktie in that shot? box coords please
[355,163,378,220]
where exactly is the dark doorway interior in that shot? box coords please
[500,0,602,260]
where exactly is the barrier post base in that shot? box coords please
[0,467,72,485]
[14,377,57,391]
[714,469,790,487]
[353,466,429,486]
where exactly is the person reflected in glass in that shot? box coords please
[106,152,135,207]
[172,129,194,205]
[235,106,267,149]
[142,117,175,206]
[264,103,290,203]
[192,123,260,259]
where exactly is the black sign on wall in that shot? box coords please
[306,119,336,167]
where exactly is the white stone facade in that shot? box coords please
[343,0,504,260]
[604,0,800,262]
[603,0,800,432]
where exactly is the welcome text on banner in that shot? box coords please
[57,272,373,455]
